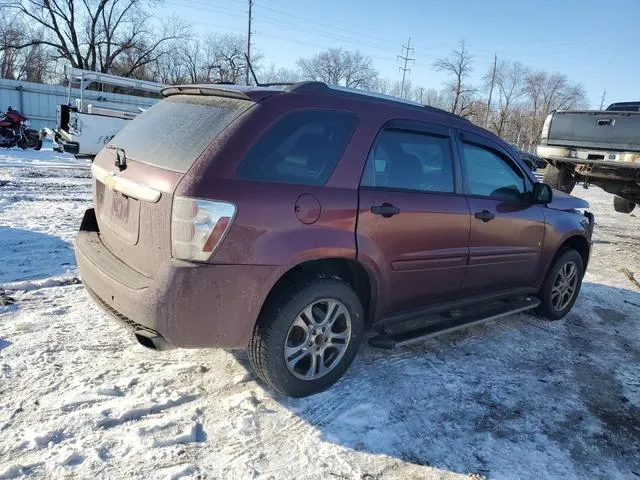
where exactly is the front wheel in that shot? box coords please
[536,249,584,320]
[248,276,364,397]
[543,163,576,194]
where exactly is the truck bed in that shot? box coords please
[547,110,640,152]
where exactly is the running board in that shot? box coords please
[369,296,541,349]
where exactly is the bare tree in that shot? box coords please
[297,48,377,88]
[422,88,448,109]
[372,77,410,97]
[260,64,301,84]
[492,60,528,136]
[0,13,25,79]
[179,39,203,84]
[433,40,476,115]
[203,33,251,83]
[522,71,587,149]
[4,0,187,78]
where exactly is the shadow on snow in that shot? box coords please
[235,282,640,479]
[0,226,75,284]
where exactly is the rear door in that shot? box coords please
[92,94,252,278]
[356,122,470,316]
[456,131,545,292]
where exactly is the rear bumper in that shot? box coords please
[537,145,640,168]
[58,139,79,155]
[75,208,279,349]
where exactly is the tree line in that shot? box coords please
[0,0,587,149]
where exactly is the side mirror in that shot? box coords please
[532,182,553,204]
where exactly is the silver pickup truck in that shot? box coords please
[537,102,640,214]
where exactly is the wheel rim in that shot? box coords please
[551,261,579,311]
[284,299,352,380]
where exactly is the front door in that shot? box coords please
[356,123,470,317]
[457,131,545,292]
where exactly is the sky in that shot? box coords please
[159,0,640,108]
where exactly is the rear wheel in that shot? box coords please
[536,249,584,320]
[543,163,576,193]
[613,195,636,214]
[248,276,364,397]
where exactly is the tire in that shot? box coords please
[613,196,636,214]
[536,249,584,320]
[33,139,42,151]
[248,276,364,397]
[543,163,576,194]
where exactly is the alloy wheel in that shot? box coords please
[551,261,578,311]
[284,299,352,380]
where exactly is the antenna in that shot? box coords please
[244,52,260,86]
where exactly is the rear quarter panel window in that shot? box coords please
[236,110,357,185]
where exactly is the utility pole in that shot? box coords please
[418,87,424,104]
[397,37,414,98]
[484,53,497,128]
[599,89,607,110]
[245,0,253,85]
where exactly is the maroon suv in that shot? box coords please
[75,83,594,397]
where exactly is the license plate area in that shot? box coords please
[99,186,141,245]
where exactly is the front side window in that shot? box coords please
[361,129,455,193]
[236,110,357,185]
[461,143,525,200]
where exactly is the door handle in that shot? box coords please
[474,210,495,222]
[371,203,400,218]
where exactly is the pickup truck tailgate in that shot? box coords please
[548,110,640,152]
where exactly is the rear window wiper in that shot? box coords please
[104,144,131,171]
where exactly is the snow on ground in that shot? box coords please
[1,148,639,480]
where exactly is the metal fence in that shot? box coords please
[0,78,157,131]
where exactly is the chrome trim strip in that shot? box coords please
[91,163,161,203]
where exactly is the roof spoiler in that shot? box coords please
[161,85,253,100]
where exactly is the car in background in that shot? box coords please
[76,82,594,397]
[516,148,546,182]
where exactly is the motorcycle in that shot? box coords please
[0,107,42,150]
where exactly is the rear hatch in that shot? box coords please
[548,110,640,152]
[91,94,253,278]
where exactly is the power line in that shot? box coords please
[398,37,415,98]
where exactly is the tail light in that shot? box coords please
[171,196,236,262]
[540,113,553,141]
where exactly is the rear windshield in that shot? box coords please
[107,95,252,172]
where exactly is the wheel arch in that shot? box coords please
[257,258,377,327]
[552,234,591,275]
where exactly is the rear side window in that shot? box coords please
[108,95,252,173]
[361,129,455,193]
[236,110,357,185]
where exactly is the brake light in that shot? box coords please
[540,113,553,140]
[171,196,236,262]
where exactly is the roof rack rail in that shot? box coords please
[286,81,330,93]
[285,82,469,122]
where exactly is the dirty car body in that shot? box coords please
[76,82,594,396]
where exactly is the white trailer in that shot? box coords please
[45,67,164,157]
